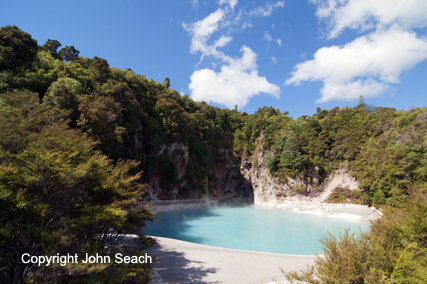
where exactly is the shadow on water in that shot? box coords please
[142,208,219,244]
[146,239,219,284]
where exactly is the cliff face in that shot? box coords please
[146,142,189,201]
[211,147,254,202]
[144,134,359,205]
[239,134,359,206]
[144,142,253,202]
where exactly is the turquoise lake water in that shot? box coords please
[142,205,369,255]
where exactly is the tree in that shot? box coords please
[58,45,80,62]
[43,77,84,126]
[358,95,365,106]
[163,77,170,88]
[42,39,62,59]
[89,56,110,82]
[276,131,304,172]
[0,25,38,71]
[0,90,154,283]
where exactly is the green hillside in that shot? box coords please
[1,25,427,283]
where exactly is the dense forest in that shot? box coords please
[235,102,427,207]
[1,25,427,283]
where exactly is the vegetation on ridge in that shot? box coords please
[1,25,427,283]
[233,104,427,207]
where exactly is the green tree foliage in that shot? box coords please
[276,130,304,173]
[284,186,427,283]
[43,77,84,125]
[266,154,279,175]
[358,95,365,106]
[90,56,110,83]
[163,77,170,89]
[0,25,38,71]
[41,39,62,59]
[231,102,426,205]
[0,90,154,283]
[0,25,246,199]
[326,186,368,204]
[58,45,80,62]
[2,25,425,205]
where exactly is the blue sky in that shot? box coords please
[1,0,427,118]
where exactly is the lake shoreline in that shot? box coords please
[144,198,381,222]
[143,236,317,284]
[257,200,381,222]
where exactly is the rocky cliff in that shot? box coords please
[144,142,254,202]
[239,134,360,206]
[144,134,361,206]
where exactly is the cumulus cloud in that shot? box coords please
[286,26,427,102]
[183,9,226,58]
[276,38,282,46]
[271,56,278,64]
[286,0,427,103]
[184,1,282,108]
[311,0,427,38]
[318,79,390,103]
[287,27,427,85]
[190,46,280,109]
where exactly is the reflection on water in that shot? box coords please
[143,207,220,244]
[142,205,369,255]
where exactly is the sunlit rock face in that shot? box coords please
[239,133,360,207]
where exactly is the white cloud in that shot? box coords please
[191,0,198,10]
[263,31,272,42]
[287,0,427,103]
[183,9,226,58]
[189,46,280,109]
[271,56,278,64]
[276,38,282,46]
[219,0,238,10]
[182,1,284,58]
[222,1,285,31]
[311,0,427,39]
[318,79,389,103]
[249,1,285,17]
[184,1,282,108]
[286,26,427,102]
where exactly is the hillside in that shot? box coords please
[1,25,427,283]
[234,104,427,207]
[3,26,426,206]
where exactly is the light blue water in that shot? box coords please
[142,205,369,255]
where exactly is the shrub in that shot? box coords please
[283,186,427,283]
